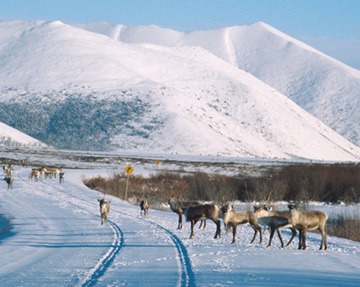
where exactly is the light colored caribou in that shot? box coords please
[287,204,327,250]
[184,204,221,239]
[98,198,111,225]
[221,203,262,244]
[168,200,206,230]
[44,168,62,179]
[29,170,41,181]
[3,164,13,177]
[253,205,297,248]
[140,200,149,218]
[29,167,47,181]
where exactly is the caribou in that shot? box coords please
[29,170,41,181]
[30,167,47,181]
[168,200,206,230]
[3,176,13,190]
[221,203,262,244]
[50,168,62,178]
[44,168,62,179]
[3,164,13,177]
[287,204,328,250]
[253,205,297,248]
[184,204,221,239]
[140,200,149,218]
[59,172,65,184]
[98,198,111,225]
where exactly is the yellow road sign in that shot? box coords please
[125,165,134,175]
[156,160,161,165]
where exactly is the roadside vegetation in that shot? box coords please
[83,162,360,242]
[326,210,360,242]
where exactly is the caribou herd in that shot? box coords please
[165,200,328,250]
[96,196,327,250]
[1,162,328,250]
[2,163,65,190]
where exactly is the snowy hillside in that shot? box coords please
[0,20,360,161]
[76,22,360,146]
[0,122,47,149]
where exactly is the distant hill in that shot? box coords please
[75,22,360,147]
[0,122,47,149]
[0,20,359,161]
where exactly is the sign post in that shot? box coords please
[124,165,134,201]
[156,160,160,172]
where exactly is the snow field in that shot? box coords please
[0,167,359,286]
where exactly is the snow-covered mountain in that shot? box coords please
[0,20,359,161]
[0,122,47,149]
[76,22,360,147]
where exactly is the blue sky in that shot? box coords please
[1,0,359,68]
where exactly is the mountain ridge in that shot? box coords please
[0,122,48,149]
[75,21,360,146]
[0,20,359,161]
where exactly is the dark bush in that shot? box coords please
[83,163,360,206]
[277,163,360,203]
[83,172,190,206]
[326,210,360,242]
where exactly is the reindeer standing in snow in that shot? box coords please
[168,199,206,230]
[98,198,111,225]
[59,171,65,184]
[4,176,14,190]
[140,200,149,218]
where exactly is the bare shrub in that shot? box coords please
[82,163,360,210]
[82,175,108,192]
[83,172,190,208]
[274,163,360,203]
[326,209,360,242]
[183,172,212,201]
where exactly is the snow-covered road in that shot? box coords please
[1,167,360,286]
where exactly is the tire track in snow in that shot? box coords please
[20,171,195,286]
[17,172,125,286]
[149,221,196,287]
[113,208,196,287]
[79,220,124,287]
[40,182,125,286]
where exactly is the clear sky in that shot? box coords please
[1,0,359,68]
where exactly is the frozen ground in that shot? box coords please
[0,166,360,286]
